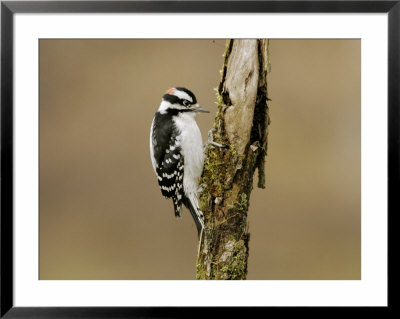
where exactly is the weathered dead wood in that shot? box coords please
[196,39,271,279]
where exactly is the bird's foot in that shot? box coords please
[204,128,228,150]
[197,183,206,194]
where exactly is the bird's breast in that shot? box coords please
[173,113,204,186]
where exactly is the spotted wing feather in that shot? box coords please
[154,130,184,217]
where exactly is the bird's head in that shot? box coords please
[158,87,209,115]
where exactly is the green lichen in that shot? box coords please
[238,193,248,212]
[219,240,247,280]
[220,265,229,273]
[212,264,219,278]
[229,144,236,157]
[200,127,239,209]
[230,241,247,279]
[226,190,248,212]
[201,148,225,199]
[216,89,225,107]
[196,262,207,280]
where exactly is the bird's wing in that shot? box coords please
[154,126,185,217]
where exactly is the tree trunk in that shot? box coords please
[196,39,271,279]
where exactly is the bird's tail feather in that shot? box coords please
[172,196,182,218]
[182,195,204,239]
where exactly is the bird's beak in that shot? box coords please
[192,103,210,113]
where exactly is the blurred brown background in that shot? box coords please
[39,39,360,280]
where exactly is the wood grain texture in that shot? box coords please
[196,39,270,279]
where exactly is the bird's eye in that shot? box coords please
[183,100,190,107]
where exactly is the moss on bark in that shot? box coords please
[196,39,270,280]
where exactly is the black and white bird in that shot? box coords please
[150,87,209,238]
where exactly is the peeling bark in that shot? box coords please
[196,39,271,280]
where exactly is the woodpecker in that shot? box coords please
[150,87,209,238]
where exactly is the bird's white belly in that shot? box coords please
[173,113,204,196]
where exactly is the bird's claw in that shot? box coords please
[197,183,206,194]
[209,141,227,148]
[204,128,228,149]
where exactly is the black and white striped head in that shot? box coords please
[158,87,209,115]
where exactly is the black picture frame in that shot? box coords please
[1,1,396,317]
